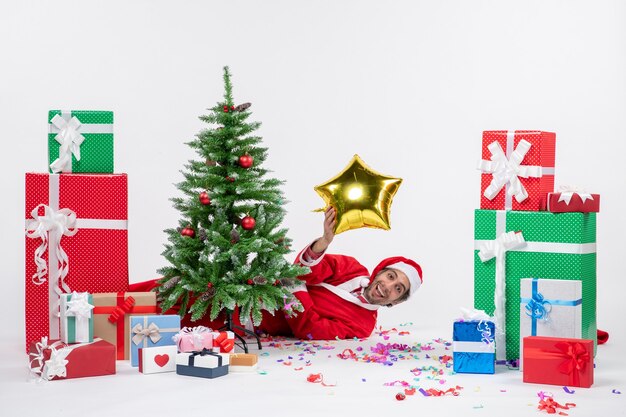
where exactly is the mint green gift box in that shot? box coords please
[48,110,114,173]
[474,209,596,361]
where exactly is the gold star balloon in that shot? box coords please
[314,155,403,234]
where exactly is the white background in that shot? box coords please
[1,1,625,416]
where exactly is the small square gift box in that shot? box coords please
[228,353,258,373]
[176,349,229,379]
[130,315,181,367]
[138,345,177,374]
[523,336,593,388]
[477,130,556,211]
[29,337,115,381]
[60,292,94,344]
[547,186,600,213]
[211,331,235,353]
[48,110,114,174]
[452,310,496,374]
[173,326,214,352]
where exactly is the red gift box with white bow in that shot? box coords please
[547,187,600,213]
[478,130,556,211]
[522,336,593,388]
[24,173,129,352]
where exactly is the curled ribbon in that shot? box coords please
[478,230,526,360]
[25,204,78,296]
[476,320,494,345]
[131,322,162,346]
[29,337,65,377]
[557,185,594,205]
[478,139,543,204]
[42,347,71,380]
[49,114,85,173]
[107,295,136,323]
[525,291,552,321]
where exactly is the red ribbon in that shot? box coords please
[214,332,235,353]
[538,397,576,415]
[526,341,590,387]
[107,296,136,323]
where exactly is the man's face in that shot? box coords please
[363,268,410,306]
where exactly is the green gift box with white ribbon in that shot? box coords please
[474,209,596,361]
[60,292,94,344]
[48,110,114,173]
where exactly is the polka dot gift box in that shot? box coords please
[24,173,129,352]
[48,110,114,174]
[473,209,596,361]
[477,130,555,211]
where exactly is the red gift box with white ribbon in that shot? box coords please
[547,186,600,213]
[478,130,556,211]
[24,173,129,351]
[522,335,593,388]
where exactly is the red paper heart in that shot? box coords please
[154,354,170,367]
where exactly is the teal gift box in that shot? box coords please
[129,315,180,367]
[48,110,114,173]
[474,209,596,361]
[60,292,94,344]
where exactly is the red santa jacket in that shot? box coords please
[280,246,380,340]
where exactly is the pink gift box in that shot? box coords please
[173,326,214,352]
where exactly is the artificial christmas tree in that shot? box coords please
[157,67,307,351]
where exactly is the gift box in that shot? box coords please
[176,349,229,379]
[48,110,114,173]
[478,130,555,211]
[547,190,600,213]
[25,173,129,351]
[93,292,157,360]
[29,337,115,381]
[211,331,235,353]
[474,209,596,361]
[138,345,177,374]
[130,315,180,367]
[228,353,258,372]
[452,320,495,374]
[523,336,593,388]
[173,326,214,352]
[60,292,94,344]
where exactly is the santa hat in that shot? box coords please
[368,256,423,297]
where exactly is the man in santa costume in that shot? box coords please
[129,207,423,340]
[258,206,423,339]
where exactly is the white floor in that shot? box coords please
[0,323,623,417]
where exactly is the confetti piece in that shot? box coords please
[563,386,575,394]
[399,322,413,326]
[294,367,303,371]
[361,378,366,382]
[474,386,481,392]
[473,405,484,409]
[500,389,507,393]
[419,388,431,397]
[404,388,416,396]
[257,370,268,375]
[260,352,270,357]
[307,333,313,340]
[395,393,406,401]
[612,389,622,394]
[282,361,292,366]
[307,373,336,387]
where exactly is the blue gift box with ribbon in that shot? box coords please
[176,349,229,379]
[129,315,180,367]
[453,320,496,374]
[519,278,582,367]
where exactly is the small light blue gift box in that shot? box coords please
[129,315,180,367]
[452,320,496,374]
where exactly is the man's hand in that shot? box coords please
[312,207,336,253]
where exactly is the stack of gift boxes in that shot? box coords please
[26,110,252,381]
[453,130,598,388]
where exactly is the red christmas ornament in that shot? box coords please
[247,279,254,285]
[181,226,195,238]
[207,282,213,289]
[225,176,235,183]
[273,280,280,286]
[238,154,254,169]
[223,105,229,113]
[241,216,256,230]
[199,191,211,205]
[395,393,406,401]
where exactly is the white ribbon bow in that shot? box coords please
[478,231,526,360]
[49,114,85,173]
[131,322,162,346]
[29,336,65,376]
[42,347,71,380]
[65,292,94,318]
[557,185,594,205]
[25,204,78,293]
[478,139,543,204]
[459,307,492,321]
